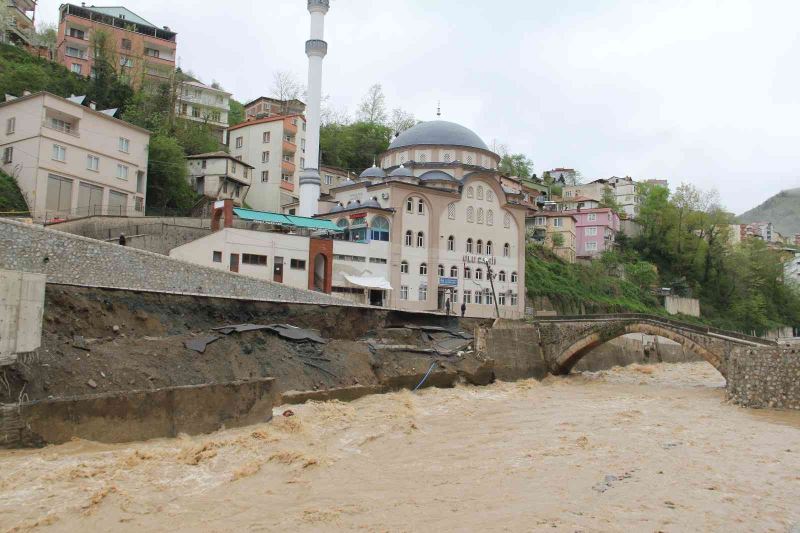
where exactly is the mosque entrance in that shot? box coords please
[369,289,384,306]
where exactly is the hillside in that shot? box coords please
[738,187,800,237]
[0,171,28,213]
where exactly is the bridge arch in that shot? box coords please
[554,322,725,376]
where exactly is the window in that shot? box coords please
[498,292,506,305]
[466,206,474,223]
[68,27,85,39]
[535,216,546,226]
[464,290,472,304]
[5,117,14,134]
[448,203,456,220]
[486,190,493,202]
[447,235,455,251]
[498,271,506,282]
[369,258,388,264]
[301,139,306,152]
[420,263,428,275]
[213,251,222,263]
[511,293,518,306]
[290,259,307,270]
[404,231,413,246]
[259,150,270,164]
[134,196,144,212]
[52,144,66,162]
[400,286,409,300]
[281,173,291,182]
[475,291,483,304]
[503,243,510,257]
[585,242,598,252]
[443,152,451,162]
[300,157,305,169]
[418,286,428,301]
[553,218,563,228]
[117,164,129,180]
[476,240,483,254]
[406,198,413,213]
[477,208,484,224]
[466,238,473,253]
[3,147,12,164]
[511,272,518,283]
[144,47,160,58]
[324,174,333,185]
[450,266,459,278]
[417,199,425,214]
[475,268,483,280]
[419,153,427,162]
[400,261,409,274]
[466,154,473,165]
[263,132,271,143]
[370,216,390,241]
[118,137,130,153]
[108,190,127,215]
[87,155,99,171]
[504,214,511,229]
[588,213,597,222]
[121,38,132,50]
[241,254,267,266]
[585,226,598,236]
[479,186,487,200]
[486,291,494,306]
[486,241,494,255]
[416,232,424,247]
[46,174,73,213]
[487,210,494,226]
[137,172,145,194]
[261,171,269,182]
[50,118,72,133]
[119,56,134,68]
[71,63,82,74]
[191,107,201,118]
[235,136,243,148]
[464,267,472,279]
[231,162,237,173]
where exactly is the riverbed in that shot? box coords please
[2,362,799,532]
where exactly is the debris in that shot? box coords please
[100,371,106,378]
[592,472,633,493]
[303,361,338,378]
[72,335,90,351]
[282,409,295,417]
[661,441,681,450]
[112,325,120,333]
[212,323,327,344]
[184,335,221,353]
[86,379,97,389]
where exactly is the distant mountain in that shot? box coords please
[737,188,800,238]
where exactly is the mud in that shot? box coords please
[1,362,799,532]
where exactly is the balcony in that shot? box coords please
[42,117,80,138]
[281,160,296,173]
[280,180,295,192]
[282,140,296,155]
[61,4,177,43]
[283,117,297,134]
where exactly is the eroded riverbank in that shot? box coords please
[2,362,799,532]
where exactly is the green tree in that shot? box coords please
[357,84,387,124]
[320,121,392,171]
[600,185,621,213]
[229,98,245,126]
[551,232,565,248]
[499,153,534,178]
[145,135,195,212]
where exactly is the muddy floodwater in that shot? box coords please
[2,362,800,532]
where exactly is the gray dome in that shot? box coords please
[388,120,489,151]
[340,178,356,186]
[329,203,344,213]
[389,164,414,178]
[359,165,386,179]
[419,170,456,182]
[362,198,381,208]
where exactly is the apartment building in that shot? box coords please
[56,4,176,86]
[186,152,252,206]
[526,212,578,263]
[0,91,149,219]
[3,0,36,46]
[570,207,620,259]
[227,114,306,212]
[176,76,230,142]
[244,97,305,120]
[608,176,640,218]
[546,168,576,184]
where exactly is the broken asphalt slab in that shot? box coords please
[211,323,327,344]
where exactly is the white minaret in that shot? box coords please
[298,0,329,218]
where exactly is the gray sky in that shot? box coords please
[38,0,800,214]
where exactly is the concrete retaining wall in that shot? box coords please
[0,218,348,306]
[664,296,701,317]
[478,321,549,380]
[0,378,275,448]
[727,347,800,409]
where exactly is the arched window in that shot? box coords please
[466,206,474,223]
[476,239,483,254]
[400,261,409,274]
[337,218,350,241]
[438,264,445,277]
[404,230,413,246]
[447,235,455,251]
[417,199,425,215]
[464,267,472,279]
[466,154,473,165]
[486,241,493,255]
[370,216,390,241]
[417,231,424,247]
[467,186,474,199]
[447,203,456,220]
[477,208,484,224]
[466,238,473,253]
[444,152,451,162]
[498,270,506,282]
[503,243,510,257]
[419,153,427,162]
[450,266,458,278]
[475,268,483,280]
[504,213,511,229]
[486,190,493,202]
[420,263,427,275]
[477,186,484,200]
[511,272,518,283]
[487,210,494,226]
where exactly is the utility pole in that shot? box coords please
[482,258,500,319]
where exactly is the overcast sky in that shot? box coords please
[38,0,800,214]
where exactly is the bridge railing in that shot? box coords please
[531,313,776,346]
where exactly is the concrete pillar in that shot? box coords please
[0,270,46,366]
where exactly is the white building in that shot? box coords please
[0,91,150,219]
[176,77,231,142]
[785,252,800,286]
[608,176,640,218]
[186,152,253,206]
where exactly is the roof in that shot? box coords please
[187,151,254,168]
[227,114,304,132]
[419,170,456,182]
[180,79,232,96]
[81,5,156,27]
[233,208,342,232]
[388,120,490,152]
[359,165,386,179]
[244,96,306,108]
[561,207,617,215]
[568,195,599,202]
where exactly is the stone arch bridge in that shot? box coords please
[532,314,776,377]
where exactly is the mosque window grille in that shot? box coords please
[477,186,484,200]
[466,186,474,199]
[504,213,511,229]
[447,203,456,220]
[419,153,427,162]
[466,154,473,165]
[466,206,474,223]
[443,153,451,162]
[486,190,493,202]
[477,208,484,224]
[487,209,494,226]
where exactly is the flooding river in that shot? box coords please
[2,362,799,532]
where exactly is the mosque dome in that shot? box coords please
[389,164,414,178]
[329,202,344,213]
[359,165,386,179]
[388,120,489,151]
[362,198,381,208]
[419,170,456,182]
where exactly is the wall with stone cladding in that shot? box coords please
[0,218,350,306]
[727,347,800,410]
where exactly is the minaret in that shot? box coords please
[298,0,329,218]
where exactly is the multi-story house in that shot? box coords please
[244,97,305,120]
[0,91,150,219]
[568,207,620,259]
[3,0,36,46]
[562,179,608,204]
[227,114,306,212]
[547,168,576,184]
[608,176,640,218]
[186,152,252,207]
[320,165,350,195]
[526,211,578,263]
[176,76,230,142]
[56,4,176,86]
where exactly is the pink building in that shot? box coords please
[564,208,621,258]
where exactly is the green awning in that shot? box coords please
[233,208,342,232]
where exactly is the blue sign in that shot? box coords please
[438,277,458,287]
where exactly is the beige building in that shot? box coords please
[563,177,641,219]
[0,91,150,219]
[244,97,306,120]
[527,212,578,263]
[186,152,253,206]
[3,0,36,46]
[227,114,306,213]
[177,77,231,142]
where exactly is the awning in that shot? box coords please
[233,208,342,232]
[343,274,393,290]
